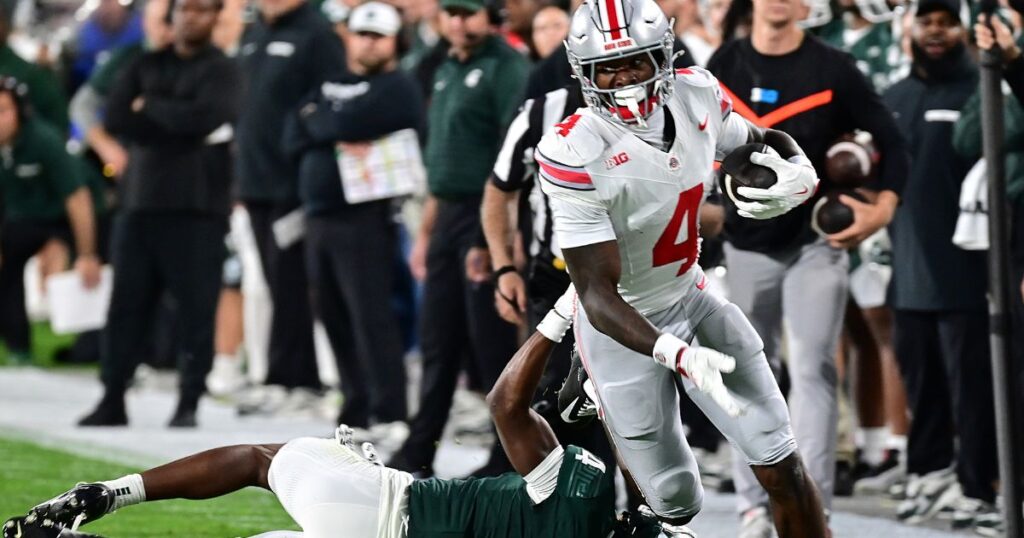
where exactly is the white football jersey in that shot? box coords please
[537,67,749,315]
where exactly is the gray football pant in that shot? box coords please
[574,269,796,520]
[724,239,849,513]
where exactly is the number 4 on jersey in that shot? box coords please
[555,114,582,137]
[653,184,704,276]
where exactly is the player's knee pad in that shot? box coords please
[646,467,704,520]
[601,376,665,450]
[737,394,797,466]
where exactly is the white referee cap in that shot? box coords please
[348,2,402,36]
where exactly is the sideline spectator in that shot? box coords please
[817,0,905,92]
[530,5,568,59]
[882,0,1000,530]
[503,0,542,57]
[234,0,347,404]
[68,0,144,92]
[0,10,68,131]
[0,77,100,363]
[77,0,241,428]
[976,11,1024,101]
[283,1,422,432]
[389,0,526,478]
[70,0,173,180]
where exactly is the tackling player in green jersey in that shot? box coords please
[2,287,669,538]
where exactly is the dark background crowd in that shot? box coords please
[0,0,1021,533]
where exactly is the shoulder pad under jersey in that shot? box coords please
[535,111,608,192]
[674,66,733,119]
[674,66,720,89]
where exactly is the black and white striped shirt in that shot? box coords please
[490,86,583,262]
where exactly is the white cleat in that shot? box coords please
[738,506,777,538]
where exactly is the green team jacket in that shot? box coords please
[0,45,69,132]
[952,88,1024,207]
[424,34,528,200]
[0,119,84,221]
[406,445,617,537]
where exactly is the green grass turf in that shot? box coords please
[0,322,79,367]
[0,437,299,537]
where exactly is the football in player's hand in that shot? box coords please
[811,189,868,237]
[825,132,878,187]
[720,143,779,204]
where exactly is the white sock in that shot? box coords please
[101,474,146,511]
[214,353,238,364]
[887,434,908,456]
[858,427,888,466]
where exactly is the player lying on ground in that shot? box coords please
[533,0,829,536]
[3,287,677,538]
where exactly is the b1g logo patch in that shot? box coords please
[667,156,681,171]
[605,152,629,169]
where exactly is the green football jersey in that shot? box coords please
[406,445,615,538]
[819,20,905,93]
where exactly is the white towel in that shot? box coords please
[953,158,989,251]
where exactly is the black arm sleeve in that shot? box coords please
[282,101,315,162]
[141,58,243,136]
[302,74,426,144]
[103,56,166,141]
[837,56,910,197]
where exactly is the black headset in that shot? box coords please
[0,75,30,122]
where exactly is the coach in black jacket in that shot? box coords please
[79,0,241,428]
[235,0,347,394]
[283,1,424,430]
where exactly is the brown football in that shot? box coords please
[720,143,779,204]
[811,189,869,237]
[825,132,878,187]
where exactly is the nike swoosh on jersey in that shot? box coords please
[795,188,809,195]
[698,114,709,131]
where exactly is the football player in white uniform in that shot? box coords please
[537,0,828,536]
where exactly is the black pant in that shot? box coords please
[305,204,407,426]
[0,219,70,354]
[400,198,518,469]
[246,202,319,389]
[893,308,999,502]
[101,213,226,399]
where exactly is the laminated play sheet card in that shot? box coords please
[337,128,426,204]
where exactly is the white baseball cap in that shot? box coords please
[347,2,402,36]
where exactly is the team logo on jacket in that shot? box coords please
[464,68,483,88]
[605,152,629,169]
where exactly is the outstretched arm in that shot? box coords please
[487,288,576,475]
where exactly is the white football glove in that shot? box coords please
[652,334,742,417]
[537,284,576,342]
[735,152,819,220]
